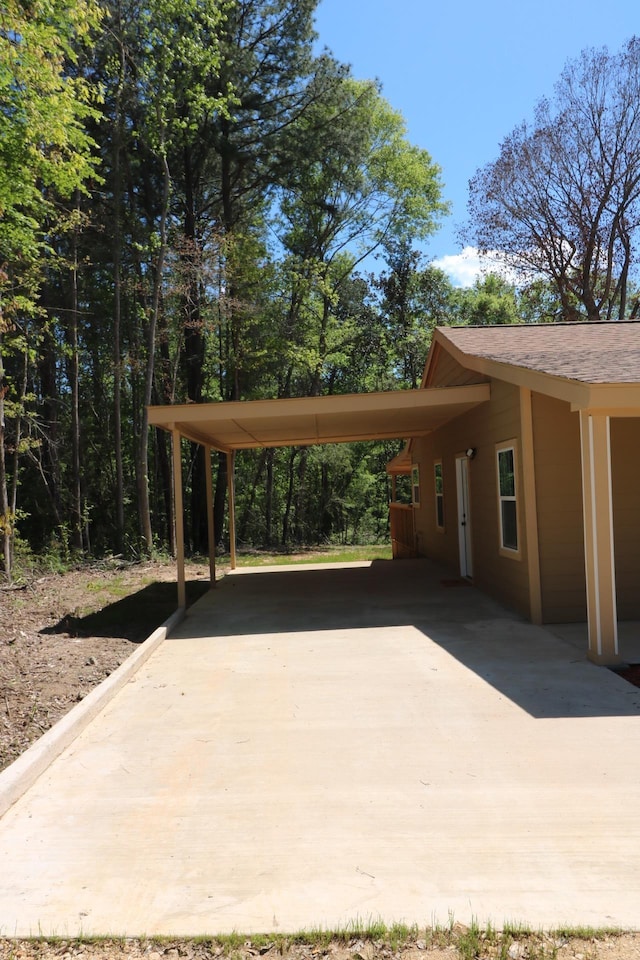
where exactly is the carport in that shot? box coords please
[148,384,490,606]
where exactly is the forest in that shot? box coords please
[2,0,640,579]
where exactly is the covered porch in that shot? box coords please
[147,384,489,606]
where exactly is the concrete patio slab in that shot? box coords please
[1,559,640,936]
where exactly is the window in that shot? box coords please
[411,465,420,506]
[497,444,518,553]
[434,461,444,529]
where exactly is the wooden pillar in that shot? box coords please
[579,411,619,664]
[172,428,186,610]
[519,388,542,624]
[204,444,216,588]
[227,450,237,570]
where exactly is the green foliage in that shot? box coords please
[0,0,102,266]
[376,239,453,387]
[0,0,453,566]
[453,273,521,326]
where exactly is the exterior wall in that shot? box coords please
[611,418,640,619]
[412,378,531,618]
[531,393,586,622]
[412,371,640,625]
[531,407,640,622]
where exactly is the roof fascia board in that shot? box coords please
[571,383,640,413]
[575,407,640,417]
[421,338,440,388]
[148,384,490,428]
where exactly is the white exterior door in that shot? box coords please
[456,455,473,578]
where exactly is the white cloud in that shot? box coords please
[431,246,520,288]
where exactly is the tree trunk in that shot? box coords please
[0,326,12,580]
[237,449,267,543]
[136,149,170,554]
[182,143,208,552]
[282,447,298,546]
[68,193,84,554]
[112,26,125,553]
[293,447,309,543]
[265,447,274,547]
[38,318,63,528]
[213,451,227,548]
[9,346,29,574]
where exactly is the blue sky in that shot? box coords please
[313,0,638,285]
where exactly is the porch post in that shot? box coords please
[520,388,542,624]
[579,411,619,664]
[204,444,216,588]
[227,450,237,570]
[172,428,187,610]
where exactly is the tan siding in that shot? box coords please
[412,379,531,618]
[611,418,640,619]
[531,393,586,622]
[426,346,490,388]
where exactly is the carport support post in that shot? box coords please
[204,444,216,588]
[172,428,187,610]
[579,411,619,664]
[227,450,237,570]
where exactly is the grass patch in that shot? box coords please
[3,925,632,959]
[551,925,622,939]
[221,544,392,567]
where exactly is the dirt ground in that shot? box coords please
[0,559,211,772]
[1,561,640,957]
[1,932,640,960]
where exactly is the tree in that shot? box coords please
[275,78,448,397]
[89,0,232,553]
[466,38,640,322]
[376,240,453,387]
[453,273,521,327]
[0,0,101,578]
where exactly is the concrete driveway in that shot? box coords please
[1,558,640,936]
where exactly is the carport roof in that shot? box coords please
[147,383,490,452]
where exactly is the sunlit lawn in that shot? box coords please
[214,543,392,567]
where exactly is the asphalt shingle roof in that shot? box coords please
[438,321,640,384]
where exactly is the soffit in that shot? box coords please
[148,384,491,453]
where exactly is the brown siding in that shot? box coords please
[412,379,531,618]
[611,418,640,619]
[531,393,586,622]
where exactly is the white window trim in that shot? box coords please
[411,464,420,507]
[434,460,444,531]
[496,440,521,560]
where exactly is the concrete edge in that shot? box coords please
[0,606,185,820]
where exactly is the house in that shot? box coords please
[148,320,640,668]
[397,321,640,666]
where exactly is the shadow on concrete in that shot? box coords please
[41,579,210,643]
[180,559,640,720]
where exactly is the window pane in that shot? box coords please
[501,500,518,550]
[436,495,444,528]
[434,463,443,495]
[498,449,515,497]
